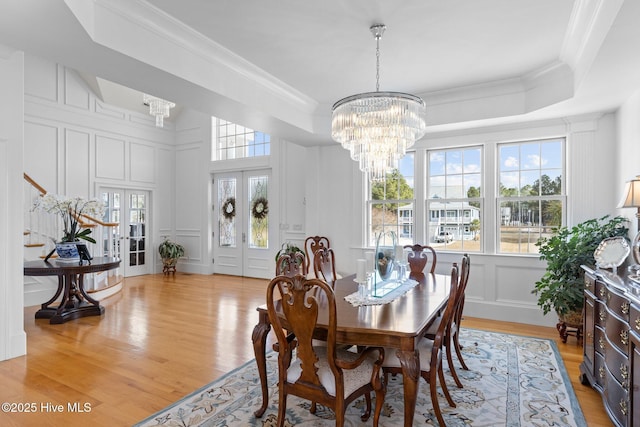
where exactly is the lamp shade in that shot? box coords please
[619,176,640,208]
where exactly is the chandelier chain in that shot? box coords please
[375,35,380,92]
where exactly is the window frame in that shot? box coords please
[495,137,566,255]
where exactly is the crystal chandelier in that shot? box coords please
[143,93,175,128]
[331,24,426,181]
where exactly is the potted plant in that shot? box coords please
[532,215,629,324]
[275,242,305,271]
[33,193,106,261]
[159,238,185,273]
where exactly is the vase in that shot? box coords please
[375,231,397,281]
[54,242,90,263]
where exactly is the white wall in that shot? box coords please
[22,54,175,306]
[616,90,640,235]
[0,45,26,361]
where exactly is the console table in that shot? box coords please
[24,257,121,324]
[580,265,640,427]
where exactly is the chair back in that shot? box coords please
[404,244,437,274]
[454,254,470,325]
[266,274,338,393]
[304,236,331,276]
[431,263,461,351]
[313,247,337,289]
[275,252,307,277]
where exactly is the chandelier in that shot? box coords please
[143,93,175,128]
[331,24,426,181]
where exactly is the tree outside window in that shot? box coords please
[368,154,415,246]
[497,138,565,254]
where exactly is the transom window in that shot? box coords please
[426,147,483,252]
[214,118,270,161]
[497,138,565,254]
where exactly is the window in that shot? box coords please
[368,153,415,246]
[497,138,564,254]
[214,118,270,161]
[426,147,482,251]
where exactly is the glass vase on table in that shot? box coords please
[372,231,398,297]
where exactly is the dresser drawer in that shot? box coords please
[605,341,630,388]
[595,325,606,356]
[584,272,596,297]
[605,365,629,426]
[606,308,630,355]
[596,300,607,328]
[596,279,608,301]
[607,286,631,322]
[595,350,606,388]
[631,304,640,337]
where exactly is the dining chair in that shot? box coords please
[275,251,307,277]
[425,253,471,389]
[313,247,337,289]
[382,262,461,427]
[404,244,437,274]
[266,274,386,427]
[304,235,331,276]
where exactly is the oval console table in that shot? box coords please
[580,265,640,427]
[24,256,121,324]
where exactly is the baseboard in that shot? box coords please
[465,300,557,328]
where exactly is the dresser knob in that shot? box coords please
[599,309,606,322]
[621,364,628,380]
[622,302,630,315]
[599,367,605,378]
[599,336,606,350]
[635,318,640,331]
[621,399,628,416]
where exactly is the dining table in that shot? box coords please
[251,270,451,427]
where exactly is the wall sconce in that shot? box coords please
[619,175,640,265]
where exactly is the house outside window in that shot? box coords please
[426,147,483,251]
[497,138,565,254]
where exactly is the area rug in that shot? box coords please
[134,329,587,427]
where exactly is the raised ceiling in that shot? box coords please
[0,0,638,145]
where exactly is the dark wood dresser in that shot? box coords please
[581,265,640,427]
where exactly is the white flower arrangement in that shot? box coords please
[33,194,106,243]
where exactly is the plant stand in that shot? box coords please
[162,258,177,275]
[556,321,583,344]
[556,310,583,344]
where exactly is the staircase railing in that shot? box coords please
[23,173,123,294]
[23,173,121,260]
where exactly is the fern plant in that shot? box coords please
[532,215,628,316]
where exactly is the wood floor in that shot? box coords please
[1,272,612,426]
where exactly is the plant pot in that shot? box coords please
[558,309,583,328]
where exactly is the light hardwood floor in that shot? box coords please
[1,273,612,426]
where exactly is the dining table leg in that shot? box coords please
[397,349,421,427]
[251,311,271,417]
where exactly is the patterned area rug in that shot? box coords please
[134,329,587,427]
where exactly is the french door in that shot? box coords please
[213,170,273,278]
[100,188,151,277]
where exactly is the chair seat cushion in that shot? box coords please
[287,346,377,397]
[382,338,434,369]
[425,316,458,337]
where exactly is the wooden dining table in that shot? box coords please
[251,271,451,427]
